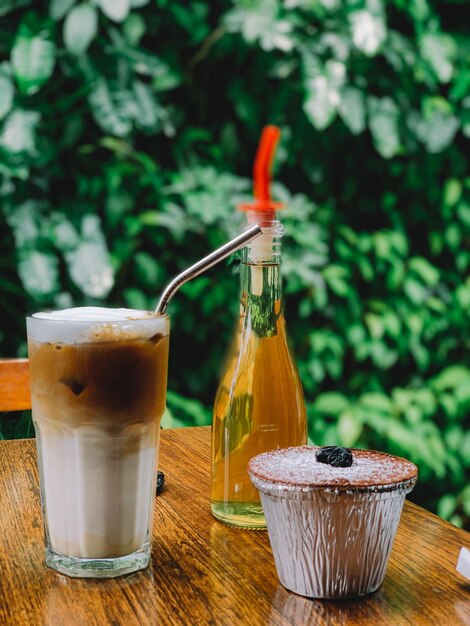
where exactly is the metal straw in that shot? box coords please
[155,224,262,315]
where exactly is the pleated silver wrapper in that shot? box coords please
[250,470,417,599]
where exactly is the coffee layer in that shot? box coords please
[28,334,169,432]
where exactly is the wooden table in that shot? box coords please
[0,427,468,626]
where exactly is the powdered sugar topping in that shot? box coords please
[248,446,418,490]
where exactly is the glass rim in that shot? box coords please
[26,311,169,323]
[26,311,170,344]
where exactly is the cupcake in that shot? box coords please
[248,445,417,599]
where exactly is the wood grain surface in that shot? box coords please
[0,359,30,411]
[0,427,468,626]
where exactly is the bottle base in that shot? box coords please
[44,542,151,578]
[211,501,266,529]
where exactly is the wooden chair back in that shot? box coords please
[0,359,31,411]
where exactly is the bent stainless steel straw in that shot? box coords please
[155,223,262,315]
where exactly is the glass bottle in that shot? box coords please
[211,216,307,528]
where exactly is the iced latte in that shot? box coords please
[27,307,169,578]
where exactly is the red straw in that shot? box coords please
[239,125,283,213]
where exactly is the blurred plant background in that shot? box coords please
[0,0,469,528]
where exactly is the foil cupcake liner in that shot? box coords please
[250,473,416,599]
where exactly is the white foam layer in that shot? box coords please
[28,307,169,344]
[34,307,154,322]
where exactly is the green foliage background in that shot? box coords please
[0,0,469,528]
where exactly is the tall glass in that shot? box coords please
[27,308,170,578]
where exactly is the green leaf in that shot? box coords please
[314,392,349,415]
[407,313,423,336]
[0,1,30,18]
[409,98,459,153]
[445,223,461,250]
[457,203,470,228]
[139,204,187,241]
[153,69,181,93]
[304,75,336,131]
[0,109,40,155]
[166,390,211,427]
[463,490,470,516]
[225,0,294,52]
[386,421,414,450]
[403,277,427,304]
[365,313,384,339]
[416,389,437,416]
[134,251,161,286]
[420,33,456,84]
[443,179,462,208]
[450,67,470,102]
[437,494,457,520]
[132,80,159,132]
[347,324,366,347]
[368,97,400,158]
[383,311,401,338]
[349,8,386,57]
[360,392,392,415]
[50,0,76,21]
[337,410,362,447]
[50,213,80,251]
[88,77,134,137]
[18,250,59,298]
[338,87,366,135]
[460,433,470,469]
[433,366,470,392]
[5,200,42,248]
[373,231,391,259]
[303,61,345,131]
[327,277,350,297]
[123,14,146,46]
[445,426,462,452]
[123,287,149,310]
[426,113,459,152]
[117,47,174,80]
[97,0,130,23]
[323,264,349,280]
[105,190,133,226]
[408,257,440,287]
[0,63,14,121]
[64,215,114,298]
[11,13,55,95]
[63,4,98,55]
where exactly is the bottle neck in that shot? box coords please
[239,220,284,337]
[242,218,283,265]
[240,255,282,299]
